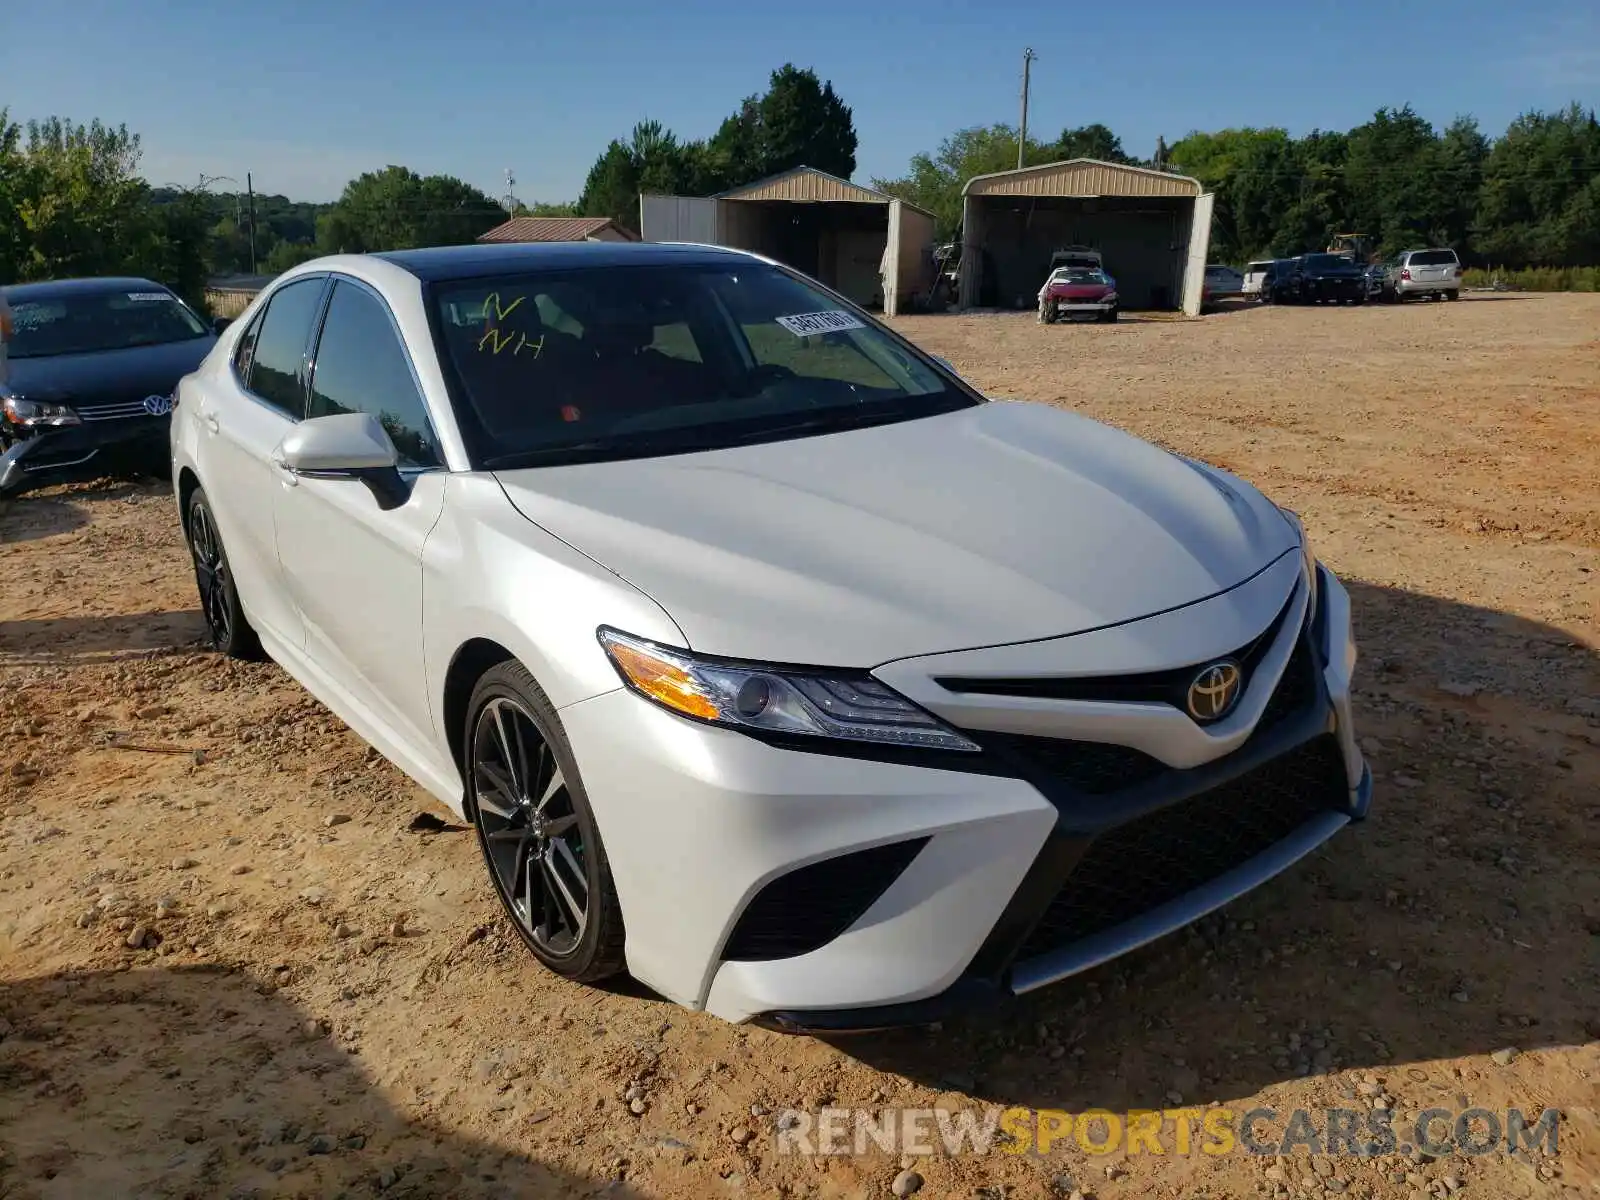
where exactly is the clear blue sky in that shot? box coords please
[4,0,1596,205]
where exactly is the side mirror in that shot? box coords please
[273,412,409,510]
[211,316,233,335]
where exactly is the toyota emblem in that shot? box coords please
[1186,660,1243,723]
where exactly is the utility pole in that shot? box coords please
[246,173,257,275]
[1018,47,1037,170]
[502,168,518,216]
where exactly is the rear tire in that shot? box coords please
[185,488,263,660]
[466,661,627,984]
[1445,289,1460,301]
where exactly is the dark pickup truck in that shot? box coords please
[1263,253,1368,305]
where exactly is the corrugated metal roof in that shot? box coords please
[476,216,638,243]
[963,158,1202,199]
[716,166,893,204]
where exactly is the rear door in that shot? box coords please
[195,274,329,649]
[271,276,448,751]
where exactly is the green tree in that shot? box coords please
[752,64,857,180]
[1475,105,1600,266]
[1049,123,1134,164]
[1343,106,1448,254]
[577,140,641,231]
[316,166,502,254]
[577,64,859,228]
[1170,127,1293,261]
[873,124,1057,240]
[0,110,24,283]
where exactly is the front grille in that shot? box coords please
[76,399,158,421]
[721,837,929,961]
[1257,636,1317,733]
[935,590,1295,712]
[969,630,1323,795]
[1013,734,1347,961]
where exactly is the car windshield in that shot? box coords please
[1247,262,1274,272]
[1301,254,1350,271]
[430,262,976,468]
[1053,268,1109,285]
[1410,250,1457,266]
[4,288,209,359]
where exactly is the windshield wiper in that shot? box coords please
[721,402,936,445]
[482,431,725,470]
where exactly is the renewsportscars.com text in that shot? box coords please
[774,1105,1562,1159]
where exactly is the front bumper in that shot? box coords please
[1301,279,1366,302]
[1048,299,1116,318]
[560,561,1366,1027]
[0,415,170,497]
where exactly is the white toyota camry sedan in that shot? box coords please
[170,242,1370,1030]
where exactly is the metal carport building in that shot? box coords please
[958,159,1214,315]
[640,166,937,316]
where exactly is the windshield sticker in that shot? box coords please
[775,310,866,337]
[126,292,169,302]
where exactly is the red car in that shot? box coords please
[1037,265,1119,324]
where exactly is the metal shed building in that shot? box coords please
[959,159,1214,315]
[640,166,937,316]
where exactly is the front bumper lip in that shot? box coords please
[0,415,169,495]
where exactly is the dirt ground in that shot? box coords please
[1,294,1596,1200]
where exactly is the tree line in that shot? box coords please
[875,104,1600,268]
[4,88,1598,311]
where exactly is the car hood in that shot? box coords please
[494,401,1299,666]
[4,338,216,404]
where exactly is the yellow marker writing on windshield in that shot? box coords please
[475,293,543,357]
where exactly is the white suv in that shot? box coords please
[1393,248,1461,301]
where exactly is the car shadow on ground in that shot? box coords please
[0,610,208,663]
[830,579,1598,1113]
[0,964,644,1199]
[0,495,91,544]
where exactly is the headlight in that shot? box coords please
[597,628,980,752]
[1102,292,1118,304]
[1,390,82,428]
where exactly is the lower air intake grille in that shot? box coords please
[979,734,1167,795]
[1014,734,1348,961]
[721,837,929,962]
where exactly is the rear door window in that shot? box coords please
[246,277,328,418]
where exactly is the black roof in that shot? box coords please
[2,276,170,301]
[375,240,750,282]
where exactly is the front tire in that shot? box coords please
[185,488,263,660]
[466,661,626,983]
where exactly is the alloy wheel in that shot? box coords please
[471,696,589,957]
[188,503,232,647]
